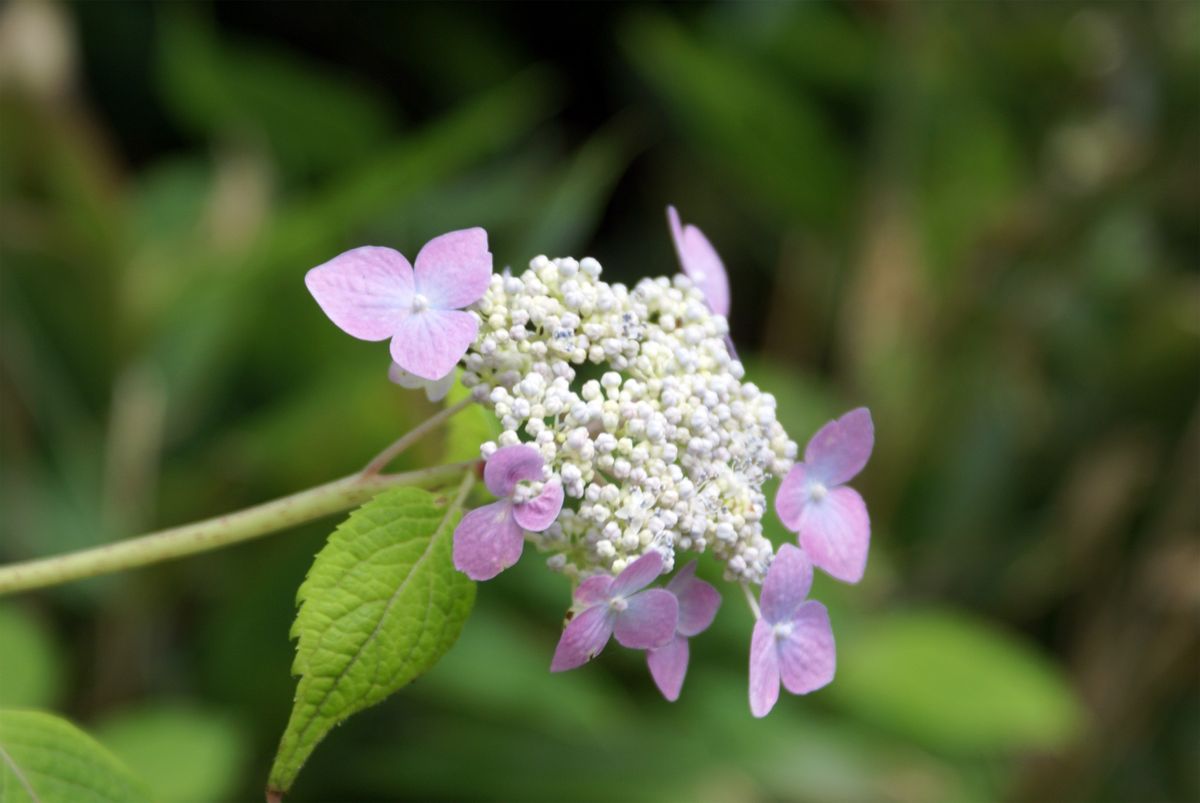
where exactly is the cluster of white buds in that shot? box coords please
[460,255,796,583]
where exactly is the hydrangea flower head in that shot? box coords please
[453,444,564,581]
[775,408,874,583]
[749,543,835,717]
[667,205,730,317]
[551,551,678,672]
[305,228,492,380]
[463,255,793,584]
[646,560,721,701]
[305,220,876,715]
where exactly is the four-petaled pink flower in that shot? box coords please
[453,445,564,581]
[667,205,730,318]
[749,543,836,718]
[551,551,678,672]
[775,407,874,584]
[305,228,492,380]
[646,560,721,701]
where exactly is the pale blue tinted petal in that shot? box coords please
[799,486,870,584]
[550,605,614,672]
[759,543,813,624]
[804,407,874,487]
[647,634,690,702]
[778,601,836,695]
[452,500,523,581]
[512,480,563,532]
[749,618,781,718]
[609,551,664,598]
[613,588,677,650]
[482,444,544,497]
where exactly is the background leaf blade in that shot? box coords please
[0,709,151,803]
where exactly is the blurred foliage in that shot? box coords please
[0,1,1196,802]
[0,709,152,802]
[94,702,248,803]
[0,604,65,708]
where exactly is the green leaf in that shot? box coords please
[830,608,1083,752]
[94,703,246,803]
[0,709,151,803]
[0,607,64,709]
[268,483,477,796]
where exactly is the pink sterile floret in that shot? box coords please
[551,551,679,672]
[749,543,836,718]
[387,362,455,402]
[667,205,731,318]
[775,407,875,584]
[305,228,492,380]
[453,445,564,581]
[646,560,721,702]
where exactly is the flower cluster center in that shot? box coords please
[461,255,797,584]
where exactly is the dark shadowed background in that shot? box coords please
[1,1,1197,801]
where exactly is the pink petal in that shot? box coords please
[609,550,664,598]
[666,206,730,318]
[778,601,836,695]
[387,363,455,402]
[804,407,874,487]
[512,479,564,532]
[749,618,781,718]
[550,605,614,672]
[389,308,479,380]
[775,463,810,532]
[798,486,870,584]
[613,588,678,649]
[647,634,690,702]
[305,246,414,340]
[483,444,545,497]
[424,371,456,402]
[574,575,614,606]
[388,362,423,388]
[452,500,524,581]
[413,227,492,309]
[667,561,721,638]
[759,543,813,625]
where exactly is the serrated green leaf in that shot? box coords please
[0,709,151,803]
[830,608,1083,752]
[268,482,476,796]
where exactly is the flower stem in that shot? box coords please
[361,397,473,476]
[741,581,762,620]
[0,461,476,596]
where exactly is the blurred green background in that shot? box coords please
[1,1,1197,801]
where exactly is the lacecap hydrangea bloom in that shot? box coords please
[305,210,874,715]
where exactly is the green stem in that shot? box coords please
[362,397,473,476]
[0,461,476,596]
[741,581,762,619]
